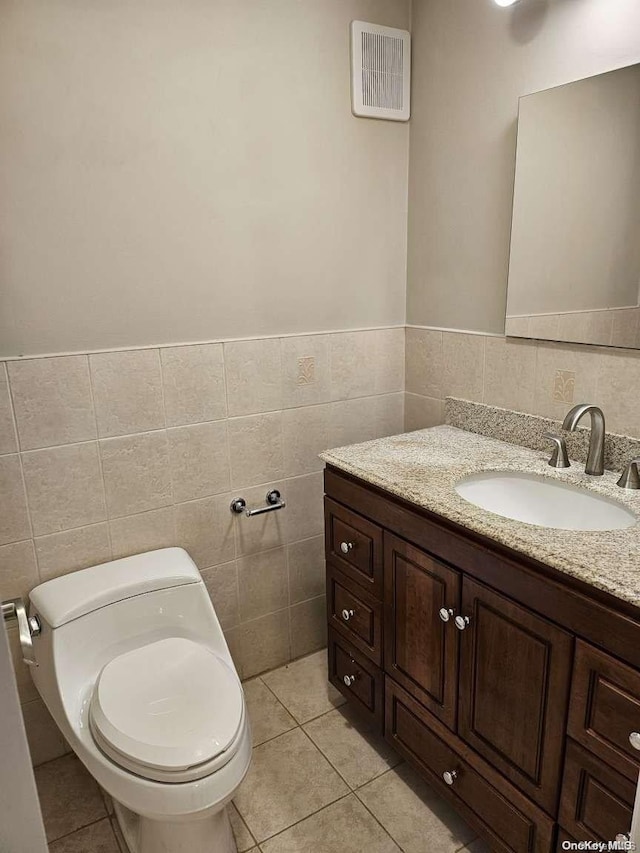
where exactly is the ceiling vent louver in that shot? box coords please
[350,21,411,122]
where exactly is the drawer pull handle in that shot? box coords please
[343,674,357,687]
[454,615,471,631]
[341,608,355,622]
[443,770,458,786]
[340,541,354,554]
[629,732,640,751]
[615,834,630,843]
[439,608,454,623]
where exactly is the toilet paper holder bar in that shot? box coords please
[230,489,286,518]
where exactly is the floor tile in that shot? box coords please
[244,677,297,746]
[261,794,401,853]
[229,801,256,852]
[233,727,349,842]
[35,754,106,842]
[48,818,120,853]
[304,705,400,789]
[261,649,345,724]
[356,764,476,853]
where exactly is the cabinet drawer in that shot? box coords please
[559,740,634,843]
[327,565,383,665]
[328,628,384,730]
[385,678,554,853]
[568,640,640,782]
[325,497,383,597]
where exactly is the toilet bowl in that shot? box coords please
[26,547,252,853]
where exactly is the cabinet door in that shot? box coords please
[458,577,573,815]
[384,533,461,729]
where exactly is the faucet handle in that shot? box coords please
[617,458,640,490]
[543,432,570,469]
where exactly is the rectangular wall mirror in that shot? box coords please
[505,62,640,349]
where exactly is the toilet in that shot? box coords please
[26,547,252,853]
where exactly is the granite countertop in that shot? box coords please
[320,425,640,608]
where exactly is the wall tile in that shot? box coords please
[228,412,283,489]
[90,349,164,438]
[374,328,405,394]
[283,473,324,544]
[583,311,614,346]
[201,561,239,629]
[371,393,405,438]
[281,335,331,409]
[0,454,31,544]
[167,421,230,502]
[7,626,38,702]
[505,317,530,337]
[287,535,325,604]
[22,698,70,766]
[100,432,172,518]
[441,332,485,400]
[528,314,560,341]
[0,539,38,600]
[282,404,331,477]
[405,328,442,397]
[8,356,96,450]
[329,394,403,449]
[0,363,18,454]
[22,443,106,536]
[35,524,111,583]
[234,481,287,557]
[224,338,282,417]
[330,331,377,400]
[174,494,236,569]
[161,343,226,426]
[233,609,291,679]
[290,596,327,659]
[534,341,600,420]
[483,337,537,413]
[237,547,288,622]
[611,309,639,350]
[109,507,176,560]
[404,394,443,432]
[595,349,640,437]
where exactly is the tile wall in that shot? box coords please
[405,327,640,439]
[0,327,404,765]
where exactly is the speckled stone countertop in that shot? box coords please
[320,426,640,608]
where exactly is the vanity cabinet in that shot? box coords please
[324,465,640,853]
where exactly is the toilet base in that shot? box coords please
[114,800,237,853]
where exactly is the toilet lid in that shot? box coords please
[90,638,243,775]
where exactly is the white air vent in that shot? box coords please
[350,21,410,121]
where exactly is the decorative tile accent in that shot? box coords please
[552,369,575,404]
[297,356,316,385]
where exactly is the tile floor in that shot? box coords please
[36,649,490,853]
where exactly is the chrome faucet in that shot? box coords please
[561,404,605,476]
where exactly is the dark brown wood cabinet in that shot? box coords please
[384,533,460,728]
[324,466,640,853]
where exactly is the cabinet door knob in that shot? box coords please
[343,674,356,687]
[340,541,354,554]
[454,615,471,631]
[341,608,355,622]
[615,834,630,843]
[443,770,458,786]
[439,608,454,623]
[629,732,640,751]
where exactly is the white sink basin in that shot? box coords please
[455,471,637,531]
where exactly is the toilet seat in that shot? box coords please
[89,637,244,783]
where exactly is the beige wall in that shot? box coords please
[406,0,640,333]
[1,327,404,763]
[0,0,409,357]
